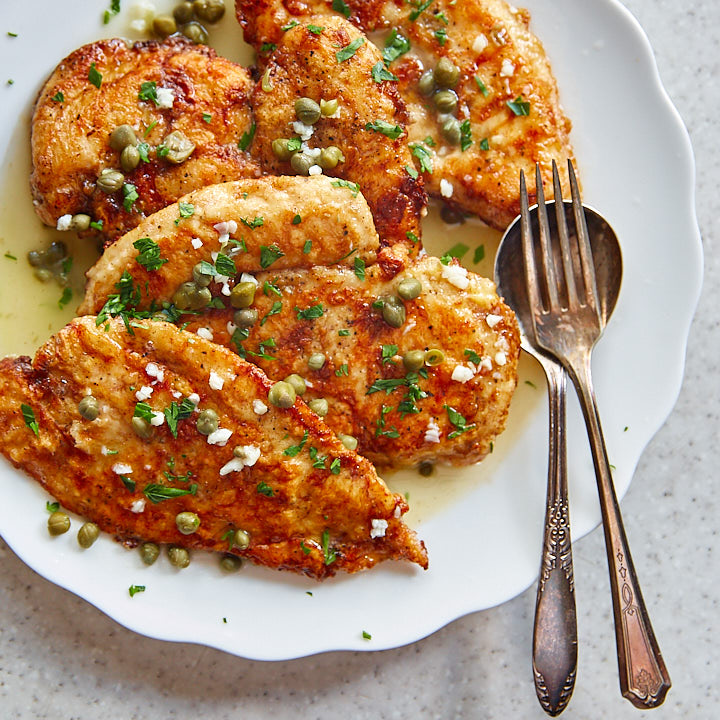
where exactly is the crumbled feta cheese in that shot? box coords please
[188,393,201,406]
[150,411,165,427]
[440,178,454,198]
[393,505,402,519]
[451,365,475,383]
[197,327,214,341]
[403,318,417,335]
[112,463,133,475]
[221,281,231,296]
[424,418,441,444]
[209,371,224,390]
[172,390,182,398]
[292,121,314,141]
[135,385,153,401]
[234,445,261,466]
[305,146,322,158]
[56,214,72,231]
[226,321,237,336]
[219,458,245,476]
[191,237,203,249]
[253,399,268,415]
[308,164,323,176]
[207,428,232,446]
[156,87,175,108]
[486,314,503,328]
[500,59,515,77]
[441,263,470,290]
[240,272,258,286]
[370,518,388,539]
[145,362,164,383]
[494,351,507,366]
[130,499,146,514]
[479,356,493,372]
[129,18,148,32]
[472,33,488,53]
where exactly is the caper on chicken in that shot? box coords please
[0,317,428,578]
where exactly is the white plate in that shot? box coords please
[0,0,702,660]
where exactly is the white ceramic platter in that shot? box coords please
[0,0,702,660]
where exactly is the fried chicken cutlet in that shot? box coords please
[0,317,427,578]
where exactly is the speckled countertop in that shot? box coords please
[1,0,718,718]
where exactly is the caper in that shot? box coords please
[234,308,258,327]
[219,554,242,572]
[109,124,138,151]
[97,168,125,193]
[48,511,70,536]
[230,281,256,309]
[397,276,422,300]
[338,433,358,451]
[318,145,344,170]
[268,380,296,408]
[418,69,436,96]
[434,89,458,114]
[153,14,178,37]
[284,374,306,397]
[193,263,212,287]
[441,117,462,145]
[440,205,466,225]
[132,416,153,439]
[233,528,250,550]
[176,511,201,535]
[27,250,44,267]
[307,352,326,371]
[320,98,338,116]
[418,460,434,477]
[173,1,194,23]
[190,286,212,310]
[290,152,314,176]
[295,97,321,125]
[308,397,329,417]
[78,395,100,421]
[379,295,406,328]
[182,21,209,44]
[403,349,426,372]
[77,522,100,548]
[34,268,53,283]
[167,545,191,568]
[70,213,92,231]
[172,281,197,310]
[45,241,67,265]
[435,57,460,88]
[424,348,445,366]
[120,144,141,173]
[271,138,294,161]
[161,130,195,164]
[196,408,219,435]
[139,542,160,566]
[193,0,225,23]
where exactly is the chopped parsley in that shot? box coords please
[445,242,469,260]
[120,476,136,492]
[143,482,198,504]
[163,397,195,438]
[238,121,256,150]
[338,329,350,337]
[382,29,411,65]
[58,287,73,310]
[336,37,365,63]
[375,405,399,438]
[259,302,283,327]
[287,137,303,153]
[103,0,121,24]
[410,142,433,174]
[122,183,139,212]
[21,404,39,436]
[307,24,325,35]
[322,529,337,564]
[281,19,300,31]
[284,430,309,457]
[332,0,351,19]
[364,120,404,140]
[405,164,418,180]
[409,0,434,21]
[479,137,490,151]
[263,279,282,297]
[335,363,349,377]
[133,401,155,424]
[136,142,150,162]
[89,219,104,231]
[292,213,302,225]
[381,344,398,365]
[464,348,482,364]
[259,244,284,268]
[46,501,60,513]
[475,76,490,96]
[260,42,277,54]
[459,119,472,151]
[202,112,212,123]
[88,63,102,89]
[354,256,366,281]
[473,245,485,264]
[371,61,398,83]
[138,80,158,104]
[362,630,372,640]
[302,239,312,254]
[300,540,311,555]
[175,202,195,224]
[241,215,264,229]
[507,96,531,116]
[330,179,360,197]
[295,303,324,320]
[52,91,64,103]
[133,237,168,272]
[329,458,341,474]
[214,252,236,277]
[257,481,275,497]
[444,404,476,439]
[128,585,146,598]
[406,231,419,244]
[435,27,448,46]
[4,251,17,260]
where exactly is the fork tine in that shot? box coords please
[520,170,543,324]
[568,160,600,315]
[535,164,559,310]
[552,159,579,310]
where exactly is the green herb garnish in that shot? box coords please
[336,37,365,63]
[133,237,168,272]
[21,404,39,436]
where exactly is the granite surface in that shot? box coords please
[1,0,718,718]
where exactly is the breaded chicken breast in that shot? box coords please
[0,317,427,578]
[79,176,380,314]
[249,16,426,257]
[31,36,262,242]
[236,0,575,229]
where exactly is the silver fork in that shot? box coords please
[521,160,671,709]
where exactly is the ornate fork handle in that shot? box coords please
[532,356,577,716]
[568,352,671,709]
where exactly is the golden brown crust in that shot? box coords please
[31,37,262,241]
[0,317,427,578]
[236,0,576,229]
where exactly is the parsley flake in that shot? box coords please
[52,91,64,103]
[322,529,337,564]
[307,24,325,34]
[302,239,312,254]
[21,404,39,436]
[143,483,198,504]
[138,80,158,104]
[241,215,264,230]
[133,237,168,272]
[260,244,284,268]
[382,29,411,65]
[295,303,324,320]
[410,142,433,174]
[88,63,102,89]
[336,37,365,63]
[354,256,366,281]
[371,61,398,83]
[330,179,360,197]
[238,122,256,151]
[445,404,476,439]
[507,96,531,116]
[58,287,72,310]
[332,0,351,18]
[281,19,300,31]
[365,120,404,139]
[475,76,490,96]
[459,119,472,152]
[284,430,309,457]
[128,584,146,597]
[257,481,275,497]
[122,183,139,212]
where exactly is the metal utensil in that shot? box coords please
[497,179,622,715]
[517,159,670,709]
